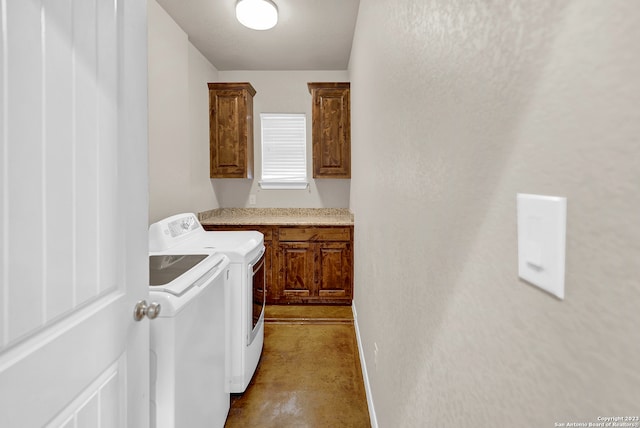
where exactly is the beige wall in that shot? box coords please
[349,0,640,426]
[148,9,350,216]
[216,70,351,208]
[188,44,221,215]
[148,0,219,224]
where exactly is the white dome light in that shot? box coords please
[236,0,278,31]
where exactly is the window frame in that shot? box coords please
[259,112,309,190]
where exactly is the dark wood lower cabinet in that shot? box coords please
[279,242,315,299]
[203,224,353,304]
[317,242,352,299]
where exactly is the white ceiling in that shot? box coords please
[156,0,361,71]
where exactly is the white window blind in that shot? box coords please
[260,113,308,189]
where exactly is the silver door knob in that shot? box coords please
[146,302,161,319]
[133,300,162,321]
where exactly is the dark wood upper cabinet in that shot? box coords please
[208,82,256,178]
[307,82,351,178]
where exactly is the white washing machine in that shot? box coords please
[148,218,231,427]
[150,213,265,393]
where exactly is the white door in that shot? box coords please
[0,0,149,426]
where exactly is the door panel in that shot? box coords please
[0,0,148,426]
[279,243,315,297]
[213,91,242,167]
[1,297,126,427]
[318,243,351,297]
[4,0,44,344]
[309,83,351,178]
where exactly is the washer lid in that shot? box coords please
[148,252,226,297]
[149,254,208,286]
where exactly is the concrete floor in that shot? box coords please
[225,306,371,427]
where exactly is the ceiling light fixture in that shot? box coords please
[236,0,278,31]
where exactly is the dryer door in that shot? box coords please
[248,247,266,345]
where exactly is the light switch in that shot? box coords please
[517,193,567,299]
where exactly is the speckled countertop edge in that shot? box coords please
[198,208,354,226]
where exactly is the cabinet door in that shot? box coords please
[208,83,255,178]
[317,242,353,299]
[308,83,350,178]
[278,242,316,300]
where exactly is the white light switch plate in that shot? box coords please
[517,193,567,299]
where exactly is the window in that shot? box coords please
[259,113,308,189]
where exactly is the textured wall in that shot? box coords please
[188,44,222,214]
[148,0,219,224]
[349,0,640,426]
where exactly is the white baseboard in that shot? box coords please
[352,302,378,428]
